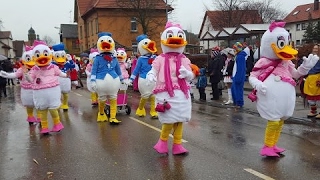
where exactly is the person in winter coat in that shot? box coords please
[207,49,224,100]
[0,62,7,98]
[196,68,207,101]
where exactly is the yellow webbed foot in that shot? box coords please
[60,104,69,110]
[150,111,158,119]
[136,108,146,117]
[97,113,108,122]
[109,118,121,124]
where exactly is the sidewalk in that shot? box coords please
[193,81,320,128]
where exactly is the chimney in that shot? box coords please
[315,0,319,11]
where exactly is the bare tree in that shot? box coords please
[211,0,285,25]
[116,0,173,36]
[42,35,55,46]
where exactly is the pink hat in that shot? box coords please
[90,48,98,53]
[25,45,33,51]
[117,48,125,51]
[33,40,47,47]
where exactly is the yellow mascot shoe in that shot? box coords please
[60,104,69,110]
[97,112,108,122]
[109,118,121,124]
[136,108,146,117]
[149,110,158,119]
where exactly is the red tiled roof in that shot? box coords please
[198,10,262,38]
[0,31,12,39]
[284,2,320,23]
[76,0,169,17]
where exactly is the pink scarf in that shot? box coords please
[161,52,189,98]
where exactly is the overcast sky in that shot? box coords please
[0,0,315,44]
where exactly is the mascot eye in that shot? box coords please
[166,32,174,39]
[277,39,286,49]
[177,32,184,38]
[26,55,31,61]
[144,41,148,45]
[55,54,60,58]
[34,51,40,58]
[100,39,104,42]
[108,39,113,43]
[43,50,49,56]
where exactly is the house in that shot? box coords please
[74,0,170,55]
[58,24,81,56]
[0,31,15,58]
[12,40,25,59]
[198,10,263,52]
[284,0,320,47]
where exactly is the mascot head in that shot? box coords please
[89,48,99,64]
[136,34,157,56]
[97,32,115,53]
[161,21,188,54]
[260,21,298,60]
[52,43,67,65]
[21,46,35,69]
[32,40,52,67]
[116,48,127,63]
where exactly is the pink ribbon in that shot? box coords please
[25,45,33,51]
[90,48,98,53]
[269,21,286,32]
[165,21,182,29]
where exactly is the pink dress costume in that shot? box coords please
[131,57,139,91]
[27,40,67,134]
[248,22,319,157]
[147,22,194,155]
[0,46,40,124]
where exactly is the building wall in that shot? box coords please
[78,9,167,55]
[62,37,81,56]
[0,38,15,58]
[286,20,319,47]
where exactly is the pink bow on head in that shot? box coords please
[117,48,125,51]
[269,21,286,32]
[165,21,182,29]
[25,45,33,51]
[90,48,98,53]
[33,40,47,47]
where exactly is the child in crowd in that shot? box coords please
[196,68,207,101]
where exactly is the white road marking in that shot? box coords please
[73,92,83,97]
[244,168,275,180]
[129,116,188,143]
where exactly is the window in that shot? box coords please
[80,26,83,39]
[302,23,307,30]
[96,18,99,33]
[296,40,301,46]
[293,11,299,15]
[131,17,137,32]
[296,24,301,31]
[132,42,138,54]
[72,39,80,49]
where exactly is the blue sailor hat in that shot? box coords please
[52,43,65,51]
[136,34,148,43]
[98,32,112,38]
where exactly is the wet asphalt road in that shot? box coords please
[1,86,320,180]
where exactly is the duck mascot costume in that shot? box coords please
[26,40,67,134]
[129,34,158,118]
[52,43,75,111]
[147,22,193,155]
[249,21,319,157]
[90,32,123,124]
[116,48,131,82]
[0,45,41,125]
[86,48,99,106]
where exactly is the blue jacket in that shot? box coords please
[196,68,207,88]
[90,53,122,81]
[53,60,75,73]
[130,54,156,80]
[232,50,247,84]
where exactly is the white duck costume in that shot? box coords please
[52,43,75,110]
[0,46,40,124]
[249,21,319,157]
[129,34,158,118]
[91,32,123,123]
[86,48,99,105]
[147,22,194,155]
[26,40,67,134]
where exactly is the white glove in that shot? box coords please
[91,81,97,92]
[146,70,157,83]
[302,54,319,69]
[0,70,8,78]
[126,59,132,65]
[178,65,194,80]
[249,76,267,95]
[124,79,132,86]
